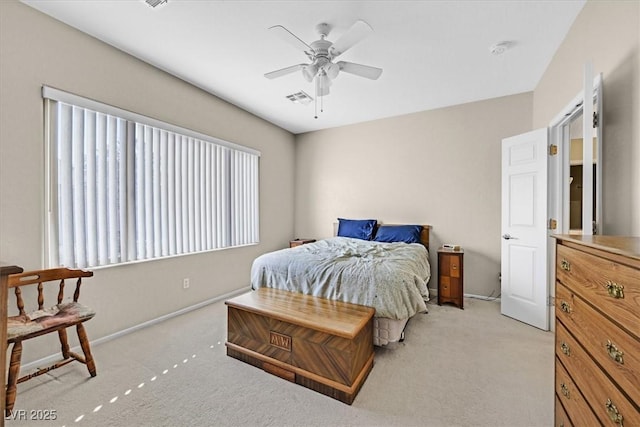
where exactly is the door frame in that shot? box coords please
[547,73,603,329]
[548,73,603,236]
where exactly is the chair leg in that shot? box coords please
[6,341,23,417]
[76,324,96,377]
[58,328,71,359]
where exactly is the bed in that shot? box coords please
[251,221,431,346]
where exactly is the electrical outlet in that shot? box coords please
[183,278,190,289]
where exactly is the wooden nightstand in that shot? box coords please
[289,238,316,248]
[437,247,464,309]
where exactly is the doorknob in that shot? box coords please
[502,234,517,240]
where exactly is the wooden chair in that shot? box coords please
[5,268,97,416]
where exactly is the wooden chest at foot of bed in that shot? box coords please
[225,288,375,405]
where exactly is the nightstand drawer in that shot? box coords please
[440,277,450,297]
[439,254,461,278]
[449,256,461,278]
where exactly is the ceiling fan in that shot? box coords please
[264,20,383,103]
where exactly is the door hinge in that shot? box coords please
[549,144,558,156]
[593,112,599,128]
[548,296,555,307]
[549,218,557,230]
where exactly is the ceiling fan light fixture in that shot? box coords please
[316,83,330,97]
[302,64,318,82]
[315,72,331,97]
[326,62,340,80]
[321,72,332,85]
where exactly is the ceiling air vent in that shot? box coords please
[145,0,168,8]
[286,91,313,105]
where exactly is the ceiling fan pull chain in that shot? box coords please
[314,83,318,119]
[320,76,324,113]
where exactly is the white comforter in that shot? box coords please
[251,237,430,319]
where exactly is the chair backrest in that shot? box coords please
[7,268,93,316]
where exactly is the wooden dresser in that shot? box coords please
[553,235,640,427]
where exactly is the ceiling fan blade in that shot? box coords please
[268,25,312,53]
[264,64,307,79]
[329,20,373,57]
[337,61,383,80]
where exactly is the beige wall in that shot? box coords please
[0,1,295,362]
[533,0,640,235]
[294,93,533,296]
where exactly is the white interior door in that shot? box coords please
[501,128,549,330]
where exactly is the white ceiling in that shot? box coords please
[22,0,585,135]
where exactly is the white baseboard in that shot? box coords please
[19,286,251,373]
[465,292,501,301]
[429,288,500,301]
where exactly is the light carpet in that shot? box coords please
[6,296,554,426]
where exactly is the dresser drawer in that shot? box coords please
[555,319,640,427]
[556,244,640,337]
[555,357,599,426]
[555,282,640,405]
[555,395,573,427]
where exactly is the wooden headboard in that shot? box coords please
[333,222,431,248]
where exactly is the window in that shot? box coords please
[43,86,260,269]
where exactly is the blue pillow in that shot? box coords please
[374,225,422,244]
[337,218,377,240]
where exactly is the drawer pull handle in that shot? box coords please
[605,281,625,299]
[606,340,624,364]
[560,259,571,271]
[560,301,571,313]
[560,341,571,356]
[560,383,570,399]
[605,398,624,426]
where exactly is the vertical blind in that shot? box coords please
[44,87,260,269]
